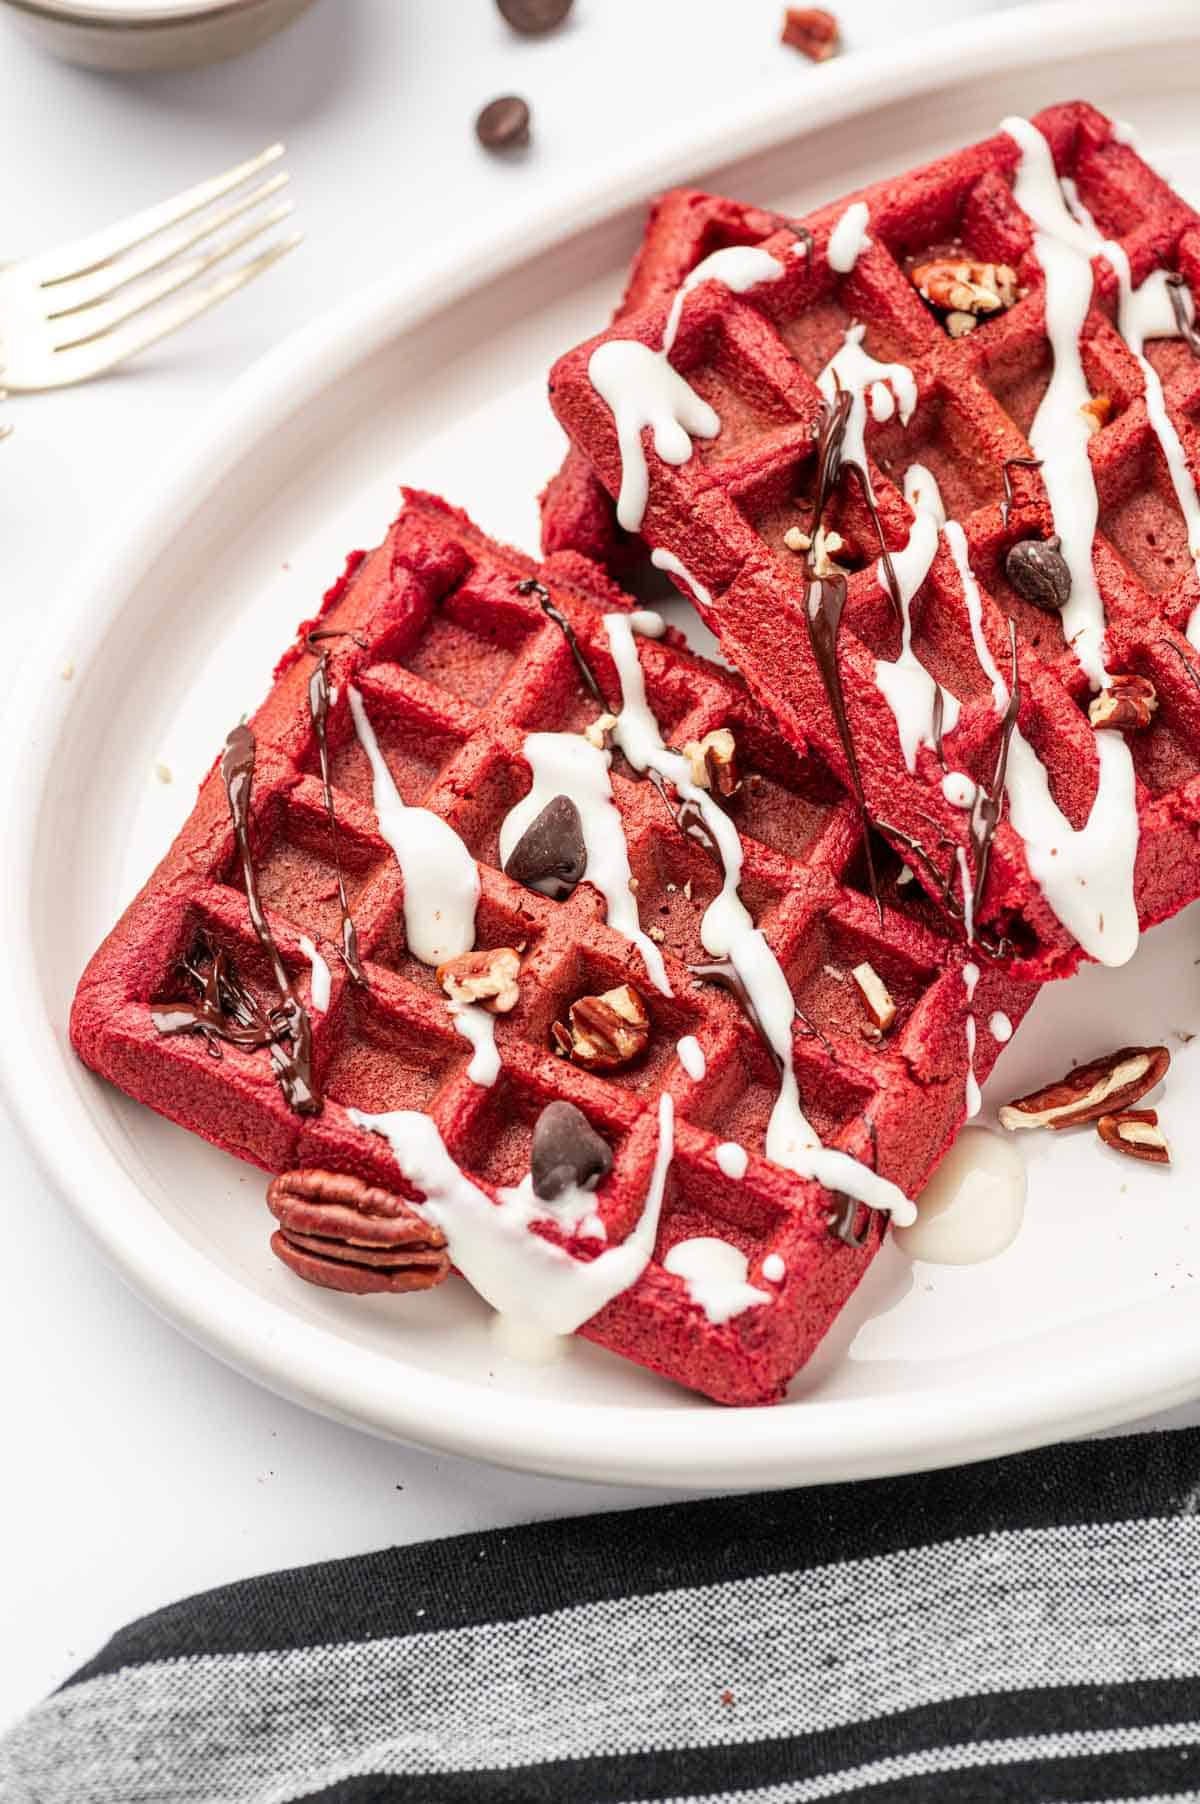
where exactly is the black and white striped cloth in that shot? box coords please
[3,1430,1199,1803]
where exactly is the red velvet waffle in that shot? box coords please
[548,102,1200,981]
[71,492,1033,1406]
[541,187,787,577]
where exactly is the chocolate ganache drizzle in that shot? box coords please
[219,723,320,1113]
[999,456,1043,530]
[152,938,281,1056]
[305,628,369,988]
[518,577,611,709]
[1166,274,1200,358]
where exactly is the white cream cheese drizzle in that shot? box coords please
[589,243,789,532]
[447,1002,500,1087]
[827,201,872,275]
[603,609,915,1223]
[942,772,976,809]
[892,1127,1026,1266]
[762,1252,786,1282]
[676,1034,706,1080]
[350,1093,674,1338]
[650,546,714,609]
[498,729,670,996]
[663,1236,771,1324]
[962,960,981,1120]
[872,464,961,769]
[989,1010,1014,1043]
[298,935,331,1014]
[715,1141,749,1180]
[817,325,917,505]
[349,687,480,968]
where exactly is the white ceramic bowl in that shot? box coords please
[1,0,318,70]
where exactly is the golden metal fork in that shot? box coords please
[0,143,300,406]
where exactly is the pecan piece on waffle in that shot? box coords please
[850,962,896,1031]
[780,6,840,60]
[1089,674,1157,732]
[552,983,650,1070]
[999,1045,1169,1132]
[436,947,522,1013]
[682,728,741,797]
[1096,1108,1171,1165]
[910,257,1019,317]
[1080,393,1114,435]
[267,1169,450,1295]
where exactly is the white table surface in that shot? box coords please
[5,0,1198,1734]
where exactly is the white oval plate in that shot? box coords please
[7,0,1200,1491]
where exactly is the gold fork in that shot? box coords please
[0,143,300,418]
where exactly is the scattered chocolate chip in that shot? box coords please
[504,795,587,900]
[476,95,531,152]
[531,1100,613,1202]
[1004,535,1071,613]
[497,0,572,31]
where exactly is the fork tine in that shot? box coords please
[51,205,296,352]
[45,235,302,385]
[35,144,285,288]
[44,171,291,320]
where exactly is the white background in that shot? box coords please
[3,0,1194,1734]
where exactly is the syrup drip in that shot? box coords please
[219,724,319,1113]
[306,647,368,988]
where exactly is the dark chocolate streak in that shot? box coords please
[518,577,610,709]
[306,649,369,988]
[967,621,1021,921]
[808,381,903,625]
[1000,456,1042,531]
[830,1117,878,1248]
[646,768,722,866]
[687,959,783,1073]
[1166,274,1200,358]
[1159,635,1200,696]
[152,941,281,1057]
[805,572,883,923]
[220,724,320,1113]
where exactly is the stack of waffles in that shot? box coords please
[71,101,1200,1404]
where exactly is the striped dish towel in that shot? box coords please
[2,1430,1199,1804]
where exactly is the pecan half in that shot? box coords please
[850,961,896,1030]
[1097,1108,1171,1165]
[1089,674,1157,732]
[552,983,650,1070]
[780,6,840,60]
[682,728,741,797]
[267,1168,450,1295]
[584,712,618,750]
[436,947,521,1013]
[910,258,1019,317]
[998,1044,1169,1132]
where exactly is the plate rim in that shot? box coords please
[9,0,1200,1490]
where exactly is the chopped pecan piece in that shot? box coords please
[436,947,521,1013]
[998,1044,1169,1132]
[552,983,650,1070]
[1097,1108,1171,1165]
[1080,393,1114,435]
[945,310,979,339]
[1089,674,1157,732]
[780,6,840,60]
[584,712,618,750]
[911,257,1019,316]
[682,727,741,797]
[267,1169,450,1295]
[850,961,896,1030]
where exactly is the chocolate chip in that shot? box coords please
[504,795,587,900]
[475,95,531,152]
[497,0,572,32]
[1004,536,1071,613]
[531,1101,613,1202]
